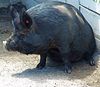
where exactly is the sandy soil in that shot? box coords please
[0,19,100,87]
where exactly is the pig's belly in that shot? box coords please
[68,51,84,62]
[48,49,84,62]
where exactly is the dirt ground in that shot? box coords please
[0,19,100,87]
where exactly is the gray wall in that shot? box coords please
[0,0,10,7]
[0,0,50,8]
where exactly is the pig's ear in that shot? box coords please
[22,12,32,29]
[9,5,20,23]
[9,5,17,19]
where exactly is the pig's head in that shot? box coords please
[5,6,46,54]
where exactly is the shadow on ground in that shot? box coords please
[12,57,98,83]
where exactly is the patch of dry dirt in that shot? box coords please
[0,19,100,87]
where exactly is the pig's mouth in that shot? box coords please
[17,44,35,55]
[18,45,43,55]
[4,41,18,51]
[5,40,39,55]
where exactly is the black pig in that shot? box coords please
[5,1,96,73]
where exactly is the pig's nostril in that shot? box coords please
[3,39,18,51]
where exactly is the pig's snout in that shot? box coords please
[3,41,7,46]
[4,39,18,51]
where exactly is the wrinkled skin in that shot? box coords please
[5,1,96,73]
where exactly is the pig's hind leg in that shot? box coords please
[84,40,96,66]
[84,52,95,66]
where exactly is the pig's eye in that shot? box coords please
[24,20,30,28]
[25,20,29,24]
[22,12,32,29]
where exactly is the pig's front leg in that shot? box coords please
[61,53,72,74]
[36,53,47,69]
[59,44,72,74]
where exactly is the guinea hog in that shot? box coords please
[5,1,96,73]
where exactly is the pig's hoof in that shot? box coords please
[89,58,95,66]
[36,63,45,69]
[64,64,72,74]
